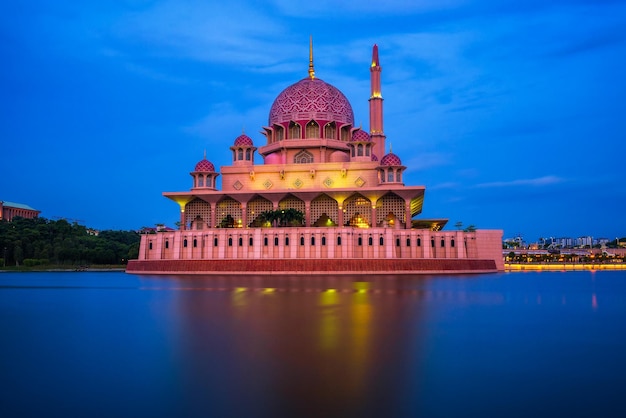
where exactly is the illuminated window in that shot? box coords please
[289,121,301,139]
[324,122,336,139]
[305,120,319,138]
[294,150,314,164]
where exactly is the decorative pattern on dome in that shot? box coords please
[195,158,215,172]
[371,154,379,162]
[269,78,354,125]
[351,129,371,142]
[380,153,402,166]
[234,134,254,146]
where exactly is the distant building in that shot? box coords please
[0,201,40,222]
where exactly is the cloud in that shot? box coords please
[474,175,565,188]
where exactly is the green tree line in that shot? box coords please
[0,217,140,267]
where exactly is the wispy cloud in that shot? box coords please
[474,175,565,188]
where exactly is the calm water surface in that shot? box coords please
[1,271,625,418]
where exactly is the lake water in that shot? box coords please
[1,271,625,418]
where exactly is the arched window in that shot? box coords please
[300,236,305,246]
[311,236,316,246]
[324,122,336,139]
[193,239,197,247]
[238,149,243,160]
[368,236,373,246]
[239,237,243,246]
[228,237,232,247]
[340,126,350,141]
[380,236,384,246]
[197,176,204,187]
[337,236,342,246]
[417,238,421,247]
[274,236,279,246]
[305,120,319,138]
[264,237,268,246]
[285,237,290,246]
[165,241,169,249]
[388,171,394,182]
[321,236,326,246]
[294,150,314,164]
[274,125,284,141]
[246,149,251,160]
[249,237,253,246]
[357,144,363,156]
[289,121,301,139]
[451,239,455,248]
[183,239,188,248]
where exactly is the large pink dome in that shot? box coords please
[269,78,354,125]
[194,158,215,172]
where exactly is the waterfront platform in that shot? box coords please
[506,263,626,271]
[126,258,499,275]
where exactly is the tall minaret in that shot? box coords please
[369,44,386,159]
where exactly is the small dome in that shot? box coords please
[329,150,349,162]
[194,158,215,172]
[351,129,371,142]
[234,134,254,147]
[380,153,402,166]
[371,154,379,162]
[264,153,281,164]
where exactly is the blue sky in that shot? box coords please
[2,0,625,241]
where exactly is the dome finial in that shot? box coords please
[308,35,315,80]
[389,143,392,153]
[203,149,207,159]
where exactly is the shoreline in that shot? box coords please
[506,263,626,271]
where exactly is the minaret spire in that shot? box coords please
[308,36,315,80]
[369,44,386,159]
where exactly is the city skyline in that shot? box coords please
[2,1,625,240]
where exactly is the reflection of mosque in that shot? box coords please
[127,42,503,275]
[168,276,434,417]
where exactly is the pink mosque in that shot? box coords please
[126,43,504,275]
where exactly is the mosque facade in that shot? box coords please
[126,43,503,275]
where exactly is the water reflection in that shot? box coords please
[1,271,626,418]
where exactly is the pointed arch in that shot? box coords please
[305,120,319,138]
[289,121,301,139]
[294,150,314,164]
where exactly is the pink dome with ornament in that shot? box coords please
[194,158,215,172]
[269,78,354,125]
[234,134,254,147]
[380,153,402,166]
[351,129,371,142]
